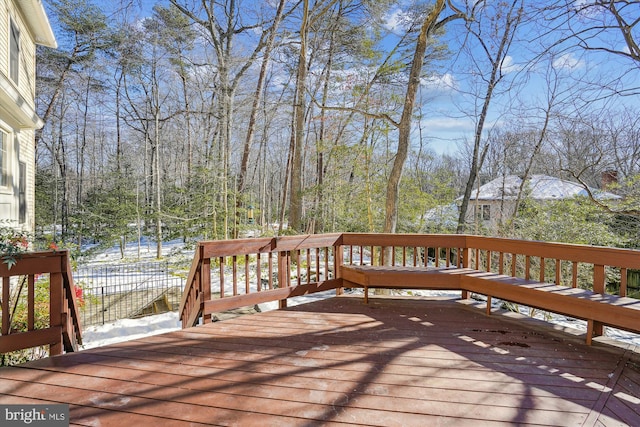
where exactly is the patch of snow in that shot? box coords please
[81,311,181,350]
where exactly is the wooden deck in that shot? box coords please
[1,295,639,426]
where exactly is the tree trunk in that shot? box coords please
[384,0,447,234]
[289,0,309,233]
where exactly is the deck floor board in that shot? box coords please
[1,295,639,426]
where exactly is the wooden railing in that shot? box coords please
[339,233,639,296]
[180,234,344,328]
[180,233,640,333]
[1,250,83,357]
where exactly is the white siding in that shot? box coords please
[0,0,44,232]
[0,3,7,78]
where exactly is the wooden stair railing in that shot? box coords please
[179,234,345,328]
[1,250,83,357]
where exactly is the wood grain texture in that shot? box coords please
[1,296,638,426]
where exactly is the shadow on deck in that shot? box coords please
[1,295,639,426]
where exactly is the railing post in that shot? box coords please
[334,244,344,296]
[591,264,605,338]
[201,252,212,324]
[461,246,471,299]
[49,271,64,356]
[278,250,289,309]
[2,277,9,336]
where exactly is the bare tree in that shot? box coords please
[455,0,525,233]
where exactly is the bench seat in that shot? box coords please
[340,265,640,344]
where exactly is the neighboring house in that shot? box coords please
[0,0,56,231]
[461,174,620,228]
[425,174,621,230]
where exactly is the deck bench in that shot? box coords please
[340,265,640,345]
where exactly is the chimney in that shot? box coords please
[601,170,618,190]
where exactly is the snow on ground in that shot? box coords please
[81,237,195,266]
[81,311,181,350]
[79,290,337,350]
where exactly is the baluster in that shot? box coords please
[256,253,262,292]
[324,247,329,279]
[296,250,302,286]
[306,249,311,284]
[593,264,605,294]
[498,252,504,275]
[540,257,545,283]
[232,255,238,296]
[2,277,10,335]
[268,252,274,289]
[555,259,561,285]
[219,257,225,298]
[620,268,628,297]
[572,262,578,288]
[28,274,35,330]
[245,254,250,294]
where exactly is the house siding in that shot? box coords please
[0,4,7,79]
[2,1,37,108]
[0,0,52,233]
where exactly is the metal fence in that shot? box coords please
[73,261,185,327]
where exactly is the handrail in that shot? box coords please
[1,250,83,357]
[181,233,640,335]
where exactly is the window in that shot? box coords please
[10,19,20,84]
[482,205,490,221]
[0,132,7,187]
[475,204,491,221]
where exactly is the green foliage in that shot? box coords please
[73,173,137,247]
[512,198,626,247]
[0,226,30,269]
[48,0,110,61]
[604,174,640,248]
[34,168,57,230]
[0,276,51,366]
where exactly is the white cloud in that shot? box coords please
[421,73,457,91]
[421,117,474,133]
[383,8,412,33]
[552,53,585,71]
[500,56,522,73]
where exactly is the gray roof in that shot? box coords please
[460,175,621,201]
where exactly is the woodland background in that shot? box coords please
[34,0,640,256]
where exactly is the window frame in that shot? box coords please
[9,18,20,84]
